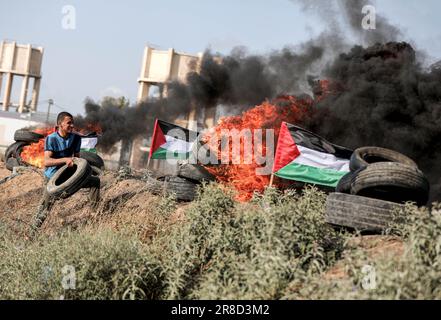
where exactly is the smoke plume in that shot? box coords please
[76,43,327,151]
[306,42,441,202]
[74,0,441,201]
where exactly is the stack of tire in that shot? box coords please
[4,130,44,171]
[326,147,430,233]
[146,162,215,202]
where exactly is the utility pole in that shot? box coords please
[46,99,53,124]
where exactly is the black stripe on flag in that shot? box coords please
[157,120,199,142]
[286,123,353,159]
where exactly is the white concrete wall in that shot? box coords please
[0,115,43,148]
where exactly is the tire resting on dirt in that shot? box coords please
[350,146,417,172]
[91,166,103,176]
[14,130,44,143]
[46,158,92,199]
[178,163,215,182]
[6,157,20,171]
[148,176,197,201]
[325,193,405,232]
[163,176,197,201]
[350,162,429,206]
[80,151,105,169]
[145,176,165,195]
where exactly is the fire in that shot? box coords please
[20,123,102,169]
[77,123,103,136]
[20,127,54,168]
[202,95,314,201]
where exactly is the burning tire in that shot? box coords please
[350,147,417,172]
[178,163,215,183]
[14,130,44,143]
[5,141,28,160]
[80,151,105,169]
[158,176,197,201]
[325,193,405,233]
[46,158,92,199]
[4,142,29,170]
[350,162,429,206]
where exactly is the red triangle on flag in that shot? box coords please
[149,119,167,159]
[272,122,301,173]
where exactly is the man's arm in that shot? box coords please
[44,151,74,167]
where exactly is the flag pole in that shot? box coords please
[269,173,275,187]
[147,155,151,169]
[147,119,159,170]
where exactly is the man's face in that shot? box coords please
[59,116,74,133]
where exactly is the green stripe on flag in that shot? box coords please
[151,147,191,160]
[81,148,97,153]
[275,162,348,187]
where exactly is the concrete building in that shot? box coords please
[0,40,50,158]
[0,41,43,113]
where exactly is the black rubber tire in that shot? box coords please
[159,176,197,201]
[91,166,103,176]
[351,162,430,207]
[336,168,365,194]
[336,172,354,194]
[350,147,417,172]
[5,157,20,171]
[178,163,215,183]
[80,151,105,169]
[5,141,29,160]
[145,176,165,195]
[46,158,92,199]
[14,130,44,143]
[325,193,405,232]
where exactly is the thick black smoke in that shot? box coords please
[75,0,441,201]
[76,43,326,152]
[306,42,441,202]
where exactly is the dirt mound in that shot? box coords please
[0,163,183,240]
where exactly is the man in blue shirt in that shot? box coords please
[31,112,100,234]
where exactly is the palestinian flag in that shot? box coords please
[273,122,353,187]
[149,119,198,160]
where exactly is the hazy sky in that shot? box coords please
[1,0,440,115]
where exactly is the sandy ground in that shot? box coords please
[0,161,186,239]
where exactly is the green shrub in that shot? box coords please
[153,184,345,299]
[3,182,440,300]
[0,228,163,300]
[283,203,441,300]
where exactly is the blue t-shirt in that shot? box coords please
[44,132,81,178]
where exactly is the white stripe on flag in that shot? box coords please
[81,137,98,149]
[293,145,350,172]
[160,135,194,153]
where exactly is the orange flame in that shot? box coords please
[20,128,55,168]
[203,95,314,201]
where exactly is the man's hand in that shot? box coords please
[64,157,74,167]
